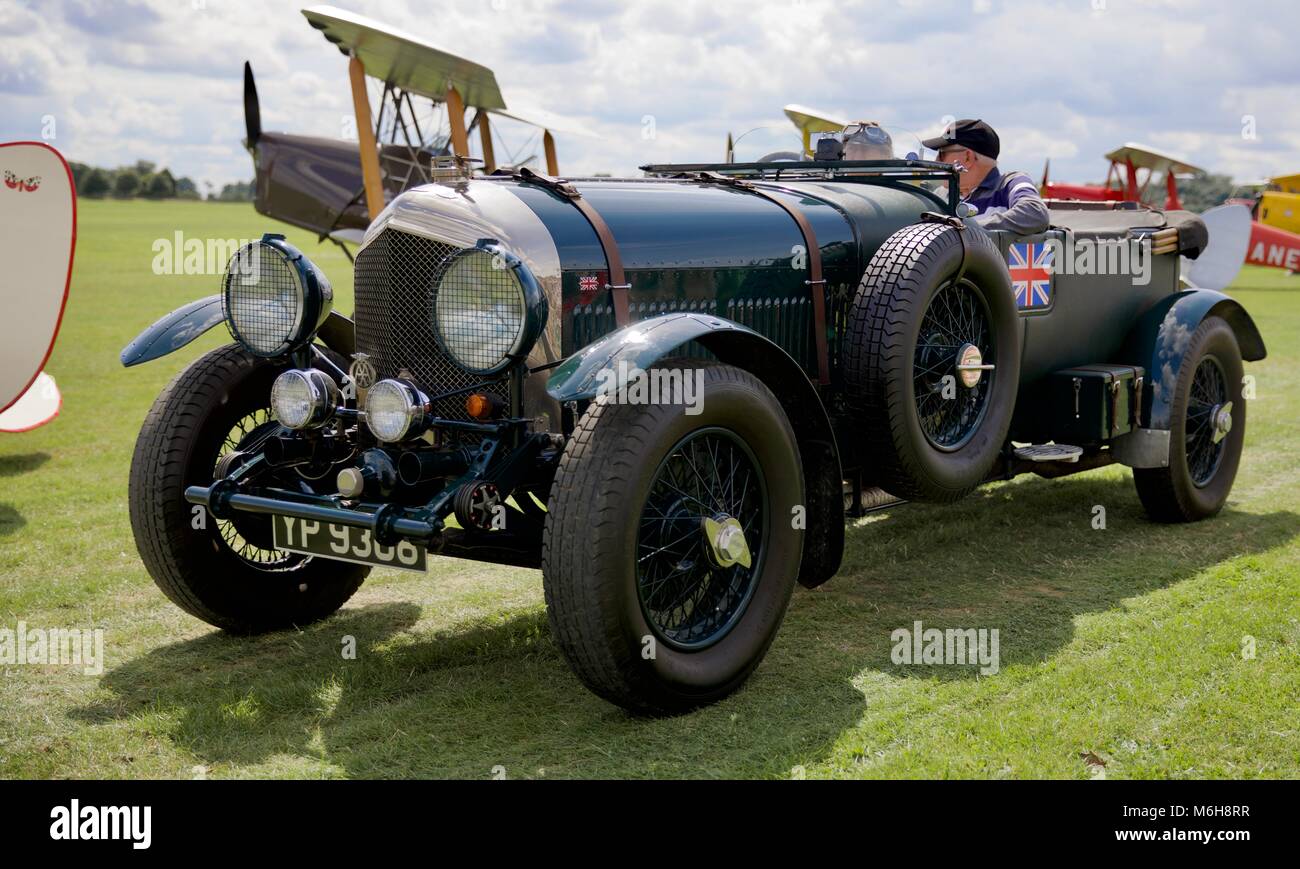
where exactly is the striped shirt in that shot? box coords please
[964,167,1050,235]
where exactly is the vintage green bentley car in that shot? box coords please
[121,153,1264,713]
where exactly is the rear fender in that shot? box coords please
[1122,289,1266,431]
[547,312,843,588]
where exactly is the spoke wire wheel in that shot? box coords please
[636,428,767,651]
[913,278,994,451]
[541,360,804,714]
[1133,317,1246,523]
[128,344,367,634]
[1185,356,1228,487]
[211,409,306,571]
[843,222,1020,502]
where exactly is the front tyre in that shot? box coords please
[1133,317,1246,522]
[129,344,367,634]
[543,361,803,714]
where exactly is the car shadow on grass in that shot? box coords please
[77,473,1296,779]
[831,473,1297,676]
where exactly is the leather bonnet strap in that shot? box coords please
[686,172,830,385]
[513,168,631,327]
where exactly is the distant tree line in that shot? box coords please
[1138,173,1238,213]
[68,160,254,202]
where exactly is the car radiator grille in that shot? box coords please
[353,228,509,420]
[568,295,817,374]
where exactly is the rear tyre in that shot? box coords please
[128,344,367,634]
[1134,317,1245,522]
[844,222,1021,501]
[542,361,803,714]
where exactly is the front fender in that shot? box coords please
[120,294,224,367]
[547,313,762,401]
[120,297,357,367]
[547,312,844,589]
[1122,289,1266,430]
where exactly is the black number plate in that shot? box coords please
[272,515,427,573]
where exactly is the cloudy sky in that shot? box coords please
[2,0,1298,189]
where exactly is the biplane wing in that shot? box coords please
[303,6,594,155]
[783,104,848,134]
[783,104,848,156]
[1103,143,1206,177]
[489,103,591,138]
[302,5,507,110]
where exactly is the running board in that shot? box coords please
[843,483,906,517]
[1013,444,1083,463]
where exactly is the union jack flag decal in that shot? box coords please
[1007,242,1054,309]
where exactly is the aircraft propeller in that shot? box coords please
[243,61,262,148]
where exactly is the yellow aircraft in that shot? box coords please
[1256,174,1300,236]
[726,105,920,163]
[783,104,849,158]
[725,105,846,162]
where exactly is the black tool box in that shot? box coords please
[1049,364,1146,442]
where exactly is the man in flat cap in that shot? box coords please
[922,119,1049,234]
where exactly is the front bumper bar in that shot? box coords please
[185,481,439,544]
[185,481,544,568]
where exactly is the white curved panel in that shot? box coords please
[1184,204,1251,291]
[0,372,61,432]
[0,142,75,414]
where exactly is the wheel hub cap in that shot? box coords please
[637,428,766,649]
[1212,401,1233,444]
[955,342,992,389]
[913,280,995,451]
[702,515,752,569]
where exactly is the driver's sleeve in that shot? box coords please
[976,174,1050,234]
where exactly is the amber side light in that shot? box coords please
[465,392,495,420]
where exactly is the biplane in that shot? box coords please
[775,104,848,160]
[726,104,925,163]
[1042,143,1300,279]
[1229,174,1300,273]
[245,5,577,253]
[1254,173,1300,234]
[0,142,73,434]
[1041,143,1204,210]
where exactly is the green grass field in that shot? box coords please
[1,199,1297,779]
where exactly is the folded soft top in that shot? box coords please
[1046,201,1208,259]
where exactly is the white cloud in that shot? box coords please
[0,0,1297,189]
